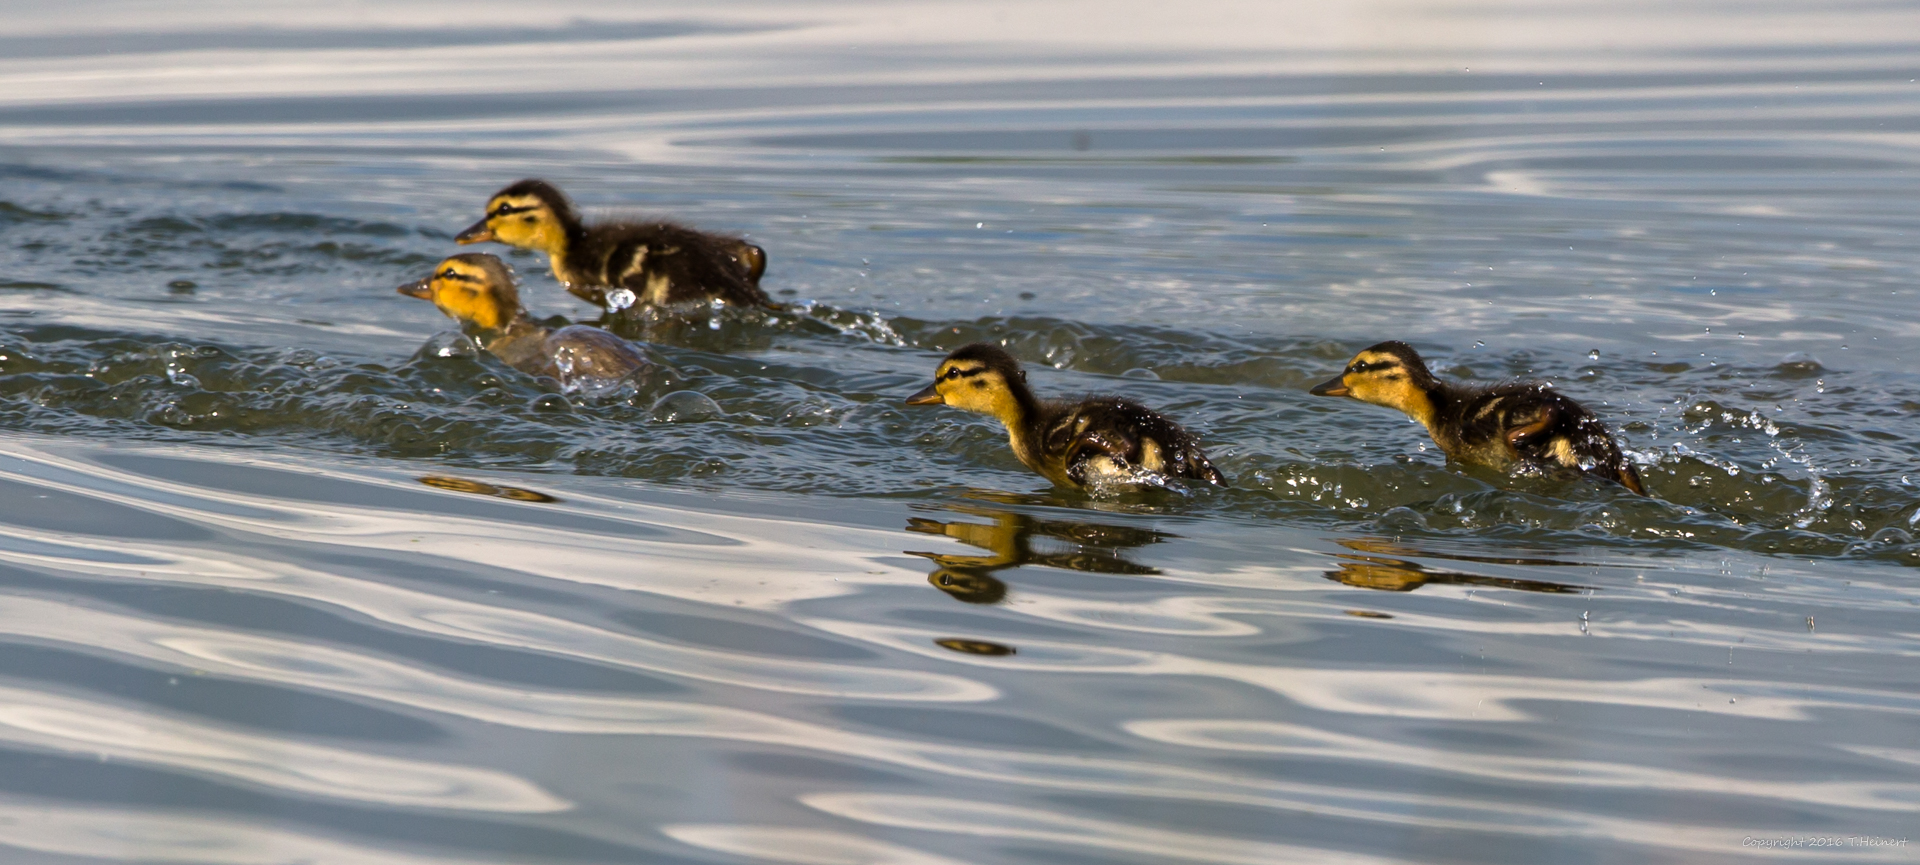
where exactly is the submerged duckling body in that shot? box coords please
[1310,340,1644,494]
[398,253,648,391]
[455,179,770,313]
[906,343,1227,491]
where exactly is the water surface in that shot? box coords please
[1,2,1918,862]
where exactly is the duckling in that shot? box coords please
[454,179,772,312]
[1309,341,1645,493]
[905,343,1228,490]
[397,253,648,391]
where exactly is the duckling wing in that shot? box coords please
[1048,399,1228,488]
[544,325,648,388]
[1478,386,1643,494]
[596,223,774,309]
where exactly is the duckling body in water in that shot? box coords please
[455,179,771,314]
[1310,340,1644,494]
[398,253,648,392]
[906,343,1227,491]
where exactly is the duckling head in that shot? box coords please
[1310,341,1441,422]
[905,343,1031,424]
[455,179,576,256]
[397,253,523,332]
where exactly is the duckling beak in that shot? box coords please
[1309,375,1351,397]
[396,278,433,300]
[905,384,945,406]
[454,218,495,244]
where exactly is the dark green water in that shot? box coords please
[0,2,1917,863]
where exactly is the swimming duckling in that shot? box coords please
[397,253,648,391]
[1309,341,1645,494]
[454,179,771,312]
[906,343,1228,490]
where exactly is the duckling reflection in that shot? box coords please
[1340,536,1594,569]
[934,638,1016,656]
[417,475,561,504]
[1326,552,1590,594]
[905,504,1170,605]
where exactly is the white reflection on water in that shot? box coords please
[0,443,990,702]
[1127,719,1920,813]
[0,438,1911,860]
[0,592,1908,857]
[807,619,1920,723]
[0,800,499,864]
[662,824,969,865]
[802,793,1408,865]
[0,685,566,812]
[5,0,1919,113]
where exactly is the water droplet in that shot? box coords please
[975,222,984,229]
[1776,352,1822,375]
[1586,349,1599,361]
[1376,506,1427,532]
[1120,368,1159,380]
[650,390,722,423]
[420,331,479,358]
[1472,341,1485,348]
[604,288,637,312]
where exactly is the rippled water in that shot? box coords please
[3,2,1919,862]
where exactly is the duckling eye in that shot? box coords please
[437,269,455,279]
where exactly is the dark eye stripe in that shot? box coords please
[438,270,481,283]
[491,203,536,217]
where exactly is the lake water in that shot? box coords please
[1,1,1918,862]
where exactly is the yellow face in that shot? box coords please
[905,358,1022,422]
[456,193,568,255]
[397,255,518,331]
[1309,348,1430,417]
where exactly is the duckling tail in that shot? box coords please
[1614,462,1647,495]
